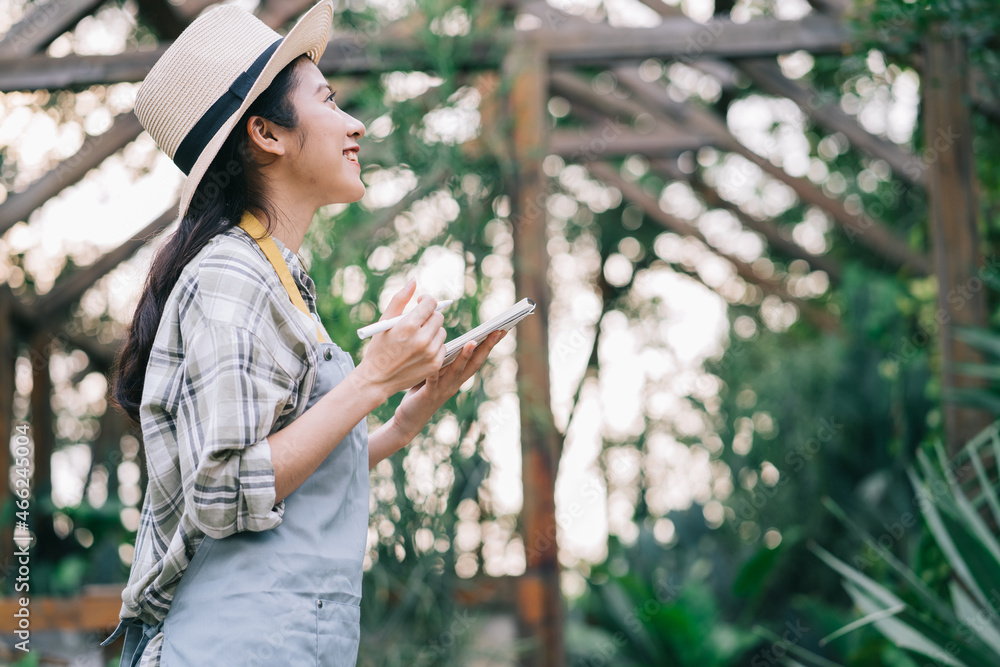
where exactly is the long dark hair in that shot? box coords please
[111,54,310,426]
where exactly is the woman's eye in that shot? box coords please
[326,91,337,103]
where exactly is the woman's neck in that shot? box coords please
[249,199,316,254]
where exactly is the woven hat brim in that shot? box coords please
[173,0,334,225]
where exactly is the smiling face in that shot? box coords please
[248,57,367,207]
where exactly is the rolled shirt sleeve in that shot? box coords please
[176,324,297,538]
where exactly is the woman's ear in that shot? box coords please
[246,115,286,158]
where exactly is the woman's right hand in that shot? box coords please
[356,279,446,398]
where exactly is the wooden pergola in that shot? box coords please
[0,0,992,664]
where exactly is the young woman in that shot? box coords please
[100,2,505,665]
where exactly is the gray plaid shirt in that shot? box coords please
[119,223,331,634]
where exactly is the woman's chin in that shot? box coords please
[323,182,366,206]
[348,182,366,202]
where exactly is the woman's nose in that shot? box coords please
[348,114,365,139]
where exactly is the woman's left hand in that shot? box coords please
[393,329,508,437]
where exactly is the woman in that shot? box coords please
[100,2,506,665]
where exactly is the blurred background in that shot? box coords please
[2,0,1000,664]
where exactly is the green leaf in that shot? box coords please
[944,387,1000,415]
[950,581,1000,655]
[908,467,991,609]
[952,361,1000,381]
[954,327,1000,358]
[927,443,1000,565]
[732,544,782,598]
[964,439,1000,531]
[808,541,906,609]
[818,602,906,646]
[841,581,969,667]
[820,496,959,626]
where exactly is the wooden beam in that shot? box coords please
[0,33,501,91]
[806,0,850,16]
[587,160,838,332]
[8,285,121,369]
[0,11,855,92]
[0,112,143,235]
[0,47,166,91]
[33,205,176,323]
[922,27,992,456]
[0,586,124,633]
[252,0,320,32]
[734,57,926,187]
[550,125,713,158]
[504,39,565,667]
[550,1,900,193]
[551,68,928,275]
[537,13,850,63]
[652,158,844,283]
[549,69,663,129]
[0,575,522,633]
[611,66,931,275]
[549,48,844,280]
[0,0,105,59]
[553,0,741,89]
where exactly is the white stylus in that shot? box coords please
[357,299,454,340]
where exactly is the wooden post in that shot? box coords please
[922,26,992,455]
[0,290,17,576]
[503,38,565,667]
[28,330,55,562]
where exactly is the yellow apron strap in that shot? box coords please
[237,210,325,344]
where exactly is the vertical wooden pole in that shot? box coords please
[29,331,54,537]
[922,26,992,456]
[503,38,565,667]
[0,291,17,574]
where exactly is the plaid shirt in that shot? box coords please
[118,223,333,661]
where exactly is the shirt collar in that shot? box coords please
[227,222,318,306]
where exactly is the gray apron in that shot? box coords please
[103,339,369,666]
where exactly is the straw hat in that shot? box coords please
[134,0,334,224]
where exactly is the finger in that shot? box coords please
[416,296,440,325]
[394,295,437,336]
[426,365,439,387]
[468,330,505,367]
[381,278,416,320]
[447,340,477,377]
[418,308,445,333]
[431,326,447,351]
[434,336,446,368]
[419,316,446,350]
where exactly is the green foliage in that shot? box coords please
[9,650,41,667]
[948,322,1000,414]
[358,559,508,666]
[796,421,1000,667]
[567,528,759,666]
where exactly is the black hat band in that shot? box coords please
[172,37,284,176]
